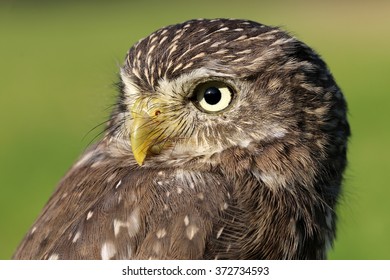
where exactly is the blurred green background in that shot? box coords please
[1,0,389,259]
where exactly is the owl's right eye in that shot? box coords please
[192,81,234,113]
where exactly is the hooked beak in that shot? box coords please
[130,97,168,166]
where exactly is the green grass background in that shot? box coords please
[1,0,389,259]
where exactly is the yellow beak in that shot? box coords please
[130,97,167,166]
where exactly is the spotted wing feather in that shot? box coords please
[13,143,234,259]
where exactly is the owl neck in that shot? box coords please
[214,145,335,259]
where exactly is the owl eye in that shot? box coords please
[192,81,234,113]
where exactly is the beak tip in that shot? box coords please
[133,151,146,166]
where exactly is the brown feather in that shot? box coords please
[13,18,349,260]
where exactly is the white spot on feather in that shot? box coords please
[235,35,248,40]
[48,254,59,260]
[271,127,287,139]
[167,44,178,56]
[191,52,206,60]
[172,62,183,73]
[159,36,168,45]
[107,172,117,183]
[210,40,226,48]
[256,170,287,189]
[184,215,189,226]
[182,62,194,69]
[101,241,116,260]
[126,245,133,258]
[86,211,93,220]
[147,44,156,56]
[217,27,229,32]
[91,160,103,168]
[238,138,253,148]
[216,227,224,239]
[72,231,81,243]
[153,241,162,254]
[226,243,232,252]
[221,202,228,211]
[186,224,199,240]
[31,226,37,234]
[113,208,140,237]
[156,228,167,239]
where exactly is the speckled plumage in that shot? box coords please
[13,18,349,260]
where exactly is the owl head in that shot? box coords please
[109,19,349,191]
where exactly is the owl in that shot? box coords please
[13,18,349,260]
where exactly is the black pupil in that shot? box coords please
[204,87,222,105]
